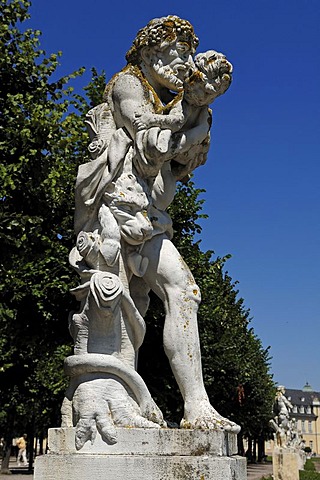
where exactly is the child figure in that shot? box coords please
[133,50,233,134]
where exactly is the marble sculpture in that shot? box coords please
[270,385,300,448]
[61,15,238,450]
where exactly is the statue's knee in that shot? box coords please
[167,279,201,306]
[186,282,201,305]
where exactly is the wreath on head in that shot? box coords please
[126,15,199,65]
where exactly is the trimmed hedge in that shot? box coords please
[299,471,320,480]
[305,459,316,471]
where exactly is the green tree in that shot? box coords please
[198,261,275,457]
[0,0,105,470]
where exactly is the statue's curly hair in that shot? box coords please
[126,15,199,65]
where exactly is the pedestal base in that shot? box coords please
[34,427,246,480]
[273,447,301,480]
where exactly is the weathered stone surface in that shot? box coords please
[34,428,246,480]
[35,454,246,480]
[47,427,238,456]
[273,447,300,480]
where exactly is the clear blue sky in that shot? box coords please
[28,0,320,391]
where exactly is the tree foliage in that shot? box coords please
[0,0,106,452]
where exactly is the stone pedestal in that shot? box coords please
[34,427,246,480]
[273,447,300,480]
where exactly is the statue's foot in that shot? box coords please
[181,399,240,433]
[73,378,163,450]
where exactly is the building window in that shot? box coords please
[308,421,312,433]
[306,406,311,414]
[310,441,313,451]
[293,405,298,413]
[301,420,306,433]
[300,406,305,414]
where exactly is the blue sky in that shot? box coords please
[28,0,320,391]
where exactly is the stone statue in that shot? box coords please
[270,386,294,448]
[270,387,307,480]
[62,15,238,450]
[287,418,304,449]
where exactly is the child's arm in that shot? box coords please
[133,102,186,133]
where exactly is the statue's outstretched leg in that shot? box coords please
[141,233,240,433]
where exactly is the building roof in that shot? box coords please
[285,388,320,406]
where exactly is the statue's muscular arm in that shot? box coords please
[112,73,209,162]
[112,73,153,139]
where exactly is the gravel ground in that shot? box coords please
[247,462,273,480]
[0,458,33,479]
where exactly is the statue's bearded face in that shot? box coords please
[147,40,195,92]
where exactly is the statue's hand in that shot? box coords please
[135,127,172,177]
[144,127,172,157]
[133,119,147,132]
[172,134,210,180]
[133,112,155,132]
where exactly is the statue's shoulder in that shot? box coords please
[103,65,147,101]
[103,64,162,112]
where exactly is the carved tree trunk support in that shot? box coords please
[34,427,246,480]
